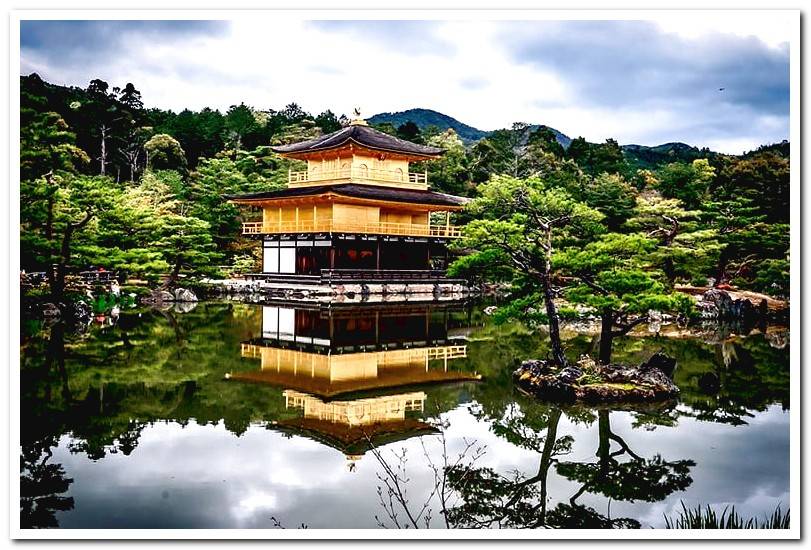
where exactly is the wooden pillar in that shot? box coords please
[376,238,381,270]
[329,246,336,270]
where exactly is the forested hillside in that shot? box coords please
[20,74,790,300]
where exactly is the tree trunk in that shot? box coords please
[52,225,75,300]
[542,272,567,367]
[599,308,614,364]
[161,259,183,290]
[99,125,107,176]
[536,407,562,526]
[596,410,611,479]
[716,247,729,285]
[50,211,94,301]
[541,225,567,367]
[663,256,676,284]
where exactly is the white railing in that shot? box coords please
[242,220,462,238]
[289,167,428,186]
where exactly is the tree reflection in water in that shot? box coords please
[18,303,787,529]
[20,324,74,529]
[369,402,695,529]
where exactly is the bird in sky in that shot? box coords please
[719,87,725,91]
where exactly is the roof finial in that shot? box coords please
[350,107,368,126]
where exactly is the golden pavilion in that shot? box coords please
[227,116,468,284]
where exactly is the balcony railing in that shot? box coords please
[289,167,428,187]
[241,343,467,361]
[242,220,462,238]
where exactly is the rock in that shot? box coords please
[639,352,677,378]
[141,290,174,304]
[67,300,92,325]
[519,359,554,376]
[173,287,198,303]
[557,365,584,385]
[765,330,789,350]
[698,288,759,324]
[514,353,679,403]
[41,302,61,319]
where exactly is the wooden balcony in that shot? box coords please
[288,167,428,188]
[242,220,462,238]
[241,343,468,362]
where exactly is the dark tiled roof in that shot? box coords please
[225,183,469,208]
[270,124,444,157]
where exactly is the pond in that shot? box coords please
[20,300,790,529]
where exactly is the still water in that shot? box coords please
[20,301,790,529]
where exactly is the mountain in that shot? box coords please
[368,109,730,166]
[368,108,489,143]
[369,108,574,148]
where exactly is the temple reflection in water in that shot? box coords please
[229,301,480,462]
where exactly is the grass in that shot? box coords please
[663,502,789,529]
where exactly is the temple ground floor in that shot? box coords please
[260,234,452,277]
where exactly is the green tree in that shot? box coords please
[556,233,693,363]
[566,138,627,177]
[154,214,221,288]
[186,158,254,252]
[527,126,565,158]
[314,109,341,133]
[396,121,423,143]
[577,173,638,231]
[419,129,469,195]
[626,194,720,285]
[144,133,188,173]
[223,103,259,152]
[21,173,123,298]
[20,103,89,181]
[715,151,789,223]
[656,159,715,209]
[455,175,603,366]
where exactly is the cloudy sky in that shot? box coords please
[20,15,792,153]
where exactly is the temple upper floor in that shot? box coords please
[270,120,444,191]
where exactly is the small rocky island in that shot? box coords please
[514,353,679,403]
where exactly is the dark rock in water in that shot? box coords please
[698,288,759,325]
[141,290,175,304]
[67,300,92,325]
[557,365,584,385]
[639,352,677,378]
[514,354,679,403]
[698,372,720,394]
[520,359,554,376]
[173,287,198,303]
[41,302,62,319]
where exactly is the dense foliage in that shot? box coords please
[20,74,790,310]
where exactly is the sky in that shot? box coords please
[19,15,793,154]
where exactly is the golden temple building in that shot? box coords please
[227,117,468,284]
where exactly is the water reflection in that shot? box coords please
[229,303,480,463]
[19,301,790,529]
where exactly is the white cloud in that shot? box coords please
[20,16,792,152]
